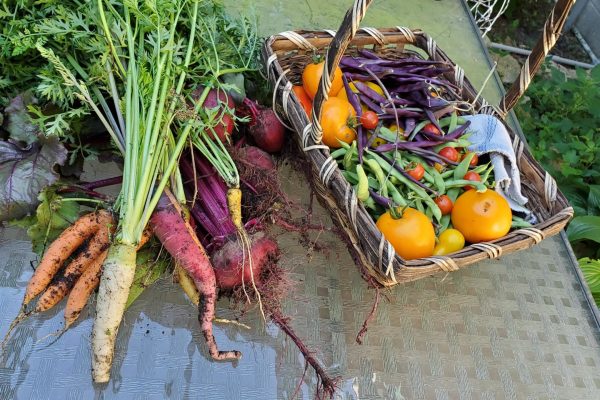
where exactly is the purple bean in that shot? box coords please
[425,109,443,134]
[374,139,442,152]
[410,147,459,166]
[404,118,416,135]
[369,189,393,208]
[432,104,455,120]
[358,94,383,114]
[382,107,423,118]
[389,82,429,93]
[353,81,388,104]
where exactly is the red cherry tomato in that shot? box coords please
[463,171,482,190]
[434,195,453,215]
[422,123,441,136]
[407,162,425,181]
[360,111,379,130]
[438,146,459,162]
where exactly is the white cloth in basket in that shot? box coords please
[462,114,536,223]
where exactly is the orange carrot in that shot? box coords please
[35,220,113,313]
[63,226,152,328]
[23,210,113,306]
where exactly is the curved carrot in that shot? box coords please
[64,249,108,329]
[35,220,113,313]
[23,210,113,306]
[63,226,152,329]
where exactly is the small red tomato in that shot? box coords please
[360,111,379,130]
[434,195,453,215]
[407,162,425,181]
[422,123,441,136]
[438,146,459,162]
[463,171,482,190]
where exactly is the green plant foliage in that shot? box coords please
[11,186,81,256]
[567,216,600,243]
[515,63,600,303]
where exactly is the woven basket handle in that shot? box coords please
[499,0,576,116]
[308,0,374,145]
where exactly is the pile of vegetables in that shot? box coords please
[295,50,519,260]
[1,0,335,397]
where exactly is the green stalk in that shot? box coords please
[97,0,126,77]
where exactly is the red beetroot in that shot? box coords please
[235,145,275,170]
[212,231,279,289]
[192,86,235,142]
[241,98,285,153]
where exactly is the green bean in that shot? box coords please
[365,158,388,197]
[446,187,460,203]
[444,179,486,191]
[431,167,446,194]
[343,171,358,185]
[408,119,430,140]
[364,196,376,210]
[356,164,370,201]
[386,181,407,207]
[331,148,346,159]
[448,111,458,133]
[472,162,490,174]
[423,170,435,185]
[439,113,466,128]
[481,163,494,184]
[512,216,532,228]
[439,214,451,233]
[343,141,357,170]
[414,198,425,214]
[425,204,434,220]
[366,151,442,222]
[454,152,476,180]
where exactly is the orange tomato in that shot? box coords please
[451,189,512,243]
[292,85,312,117]
[302,61,343,99]
[320,97,356,148]
[376,208,435,260]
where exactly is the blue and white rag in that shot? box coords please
[462,114,536,223]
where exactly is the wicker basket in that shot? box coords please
[263,0,575,287]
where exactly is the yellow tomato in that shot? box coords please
[433,229,465,255]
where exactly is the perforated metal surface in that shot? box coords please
[2,165,600,399]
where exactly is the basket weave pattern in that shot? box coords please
[263,6,574,286]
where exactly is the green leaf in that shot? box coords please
[125,247,169,309]
[0,136,68,222]
[13,186,81,256]
[579,258,600,293]
[567,216,600,243]
[588,185,600,215]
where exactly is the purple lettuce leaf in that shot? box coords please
[0,136,68,221]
